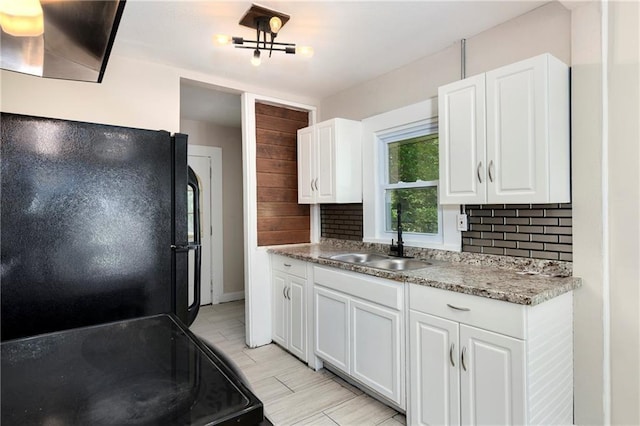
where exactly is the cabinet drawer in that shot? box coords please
[409,284,526,339]
[271,255,307,278]
[314,266,402,310]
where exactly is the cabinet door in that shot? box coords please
[288,276,307,361]
[351,299,403,406]
[409,311,460,426]
[460,325,526,426]
[438,74,486,205]
[486,56,546,203]
[315,121,336,203]
[297,126,315,204]
[271,271,288,347]
[314,286,350,374]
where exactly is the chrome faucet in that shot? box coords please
[389,202,405,257]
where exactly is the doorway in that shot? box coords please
[188,146,222,306]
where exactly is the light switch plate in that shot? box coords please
[457,213,468,231]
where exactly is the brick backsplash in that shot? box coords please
[462,203,573,261]
[321,204,363,241]
[319,202,572,261]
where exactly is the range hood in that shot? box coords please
[0,0,126,83]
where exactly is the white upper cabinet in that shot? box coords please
[438,74,487,204]
[297,118,362,204]
[439,53,570,205]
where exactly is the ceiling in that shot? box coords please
[113,1,548,126]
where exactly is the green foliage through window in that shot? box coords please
[387,134,439,183]
[384,131,439,235]
[386,187,439,234]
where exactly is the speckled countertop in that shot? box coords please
[268,239,581,306]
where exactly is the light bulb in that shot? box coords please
[251,50,261,66]
[296,46,314,58]
[269,16,282,34]
[213,34,232,45]
[0,0,44,37]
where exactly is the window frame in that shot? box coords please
[377,119,443,245]
[361,98,461,251]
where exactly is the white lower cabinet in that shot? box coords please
[460,324,525,426]
[410,311,526,425]
[314,266,405,408]
[271,255,307,362]
[408,284,573,426]
[314,286,349,372]
[351,299,402,401]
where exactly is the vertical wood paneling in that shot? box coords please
[255,103,310,246]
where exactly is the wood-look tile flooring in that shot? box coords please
[190,301,406,426]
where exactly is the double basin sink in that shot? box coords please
[327,252,431,271]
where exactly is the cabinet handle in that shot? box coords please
[461,346,467,371]
[477,162,483,184]
[313,178,318,191]
[449,343,456,367]
[283,287,287,299]
[310,180,314,191]
[447,303,470,312]
[283,263,291,267]
[488,160,494,182]
[286,286,291,300]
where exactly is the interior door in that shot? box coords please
[187,155,212,306]
[188,146,224,305]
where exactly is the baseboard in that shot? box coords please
[218,291,245,303]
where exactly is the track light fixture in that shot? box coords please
[214,4,313,66]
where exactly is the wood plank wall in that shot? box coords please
[255,103,310,246]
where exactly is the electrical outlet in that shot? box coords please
[457,213,468,231]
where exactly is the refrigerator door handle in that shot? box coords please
[186,166,202,326]
[171,243,201,252]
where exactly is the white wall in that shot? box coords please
[607,1,640,423]
[181,119,245,296]
[319,1,571,121]
[570,1,639,424]
[1,55,180,131]
[1,54,319,132]
[570,3,605,423]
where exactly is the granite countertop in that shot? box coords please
[268,241,581,306]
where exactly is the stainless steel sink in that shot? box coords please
[327,253,431,271]
[329,253,391,263]
[366,258,431,271]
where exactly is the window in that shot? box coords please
[380,121,442,241]
[361,98,460,251]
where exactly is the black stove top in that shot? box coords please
[1,314,263,425]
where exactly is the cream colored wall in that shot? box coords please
[571,1,639,424]
[1,55,180,131]
[181,119,245,296]
[0,54,318,132]
[607,1,640,423]
[571,3,605,423]
[319,1,571,121]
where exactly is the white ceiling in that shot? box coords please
[114,1,548,126]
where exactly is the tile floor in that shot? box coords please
[190,300,406,426]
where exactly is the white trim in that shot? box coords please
[601,0,611,422]
[362,98,461,251]
[241,93,317,348]
[219,291,245,304]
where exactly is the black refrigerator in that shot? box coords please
[0,112,199,340]
[0,113,263,425]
